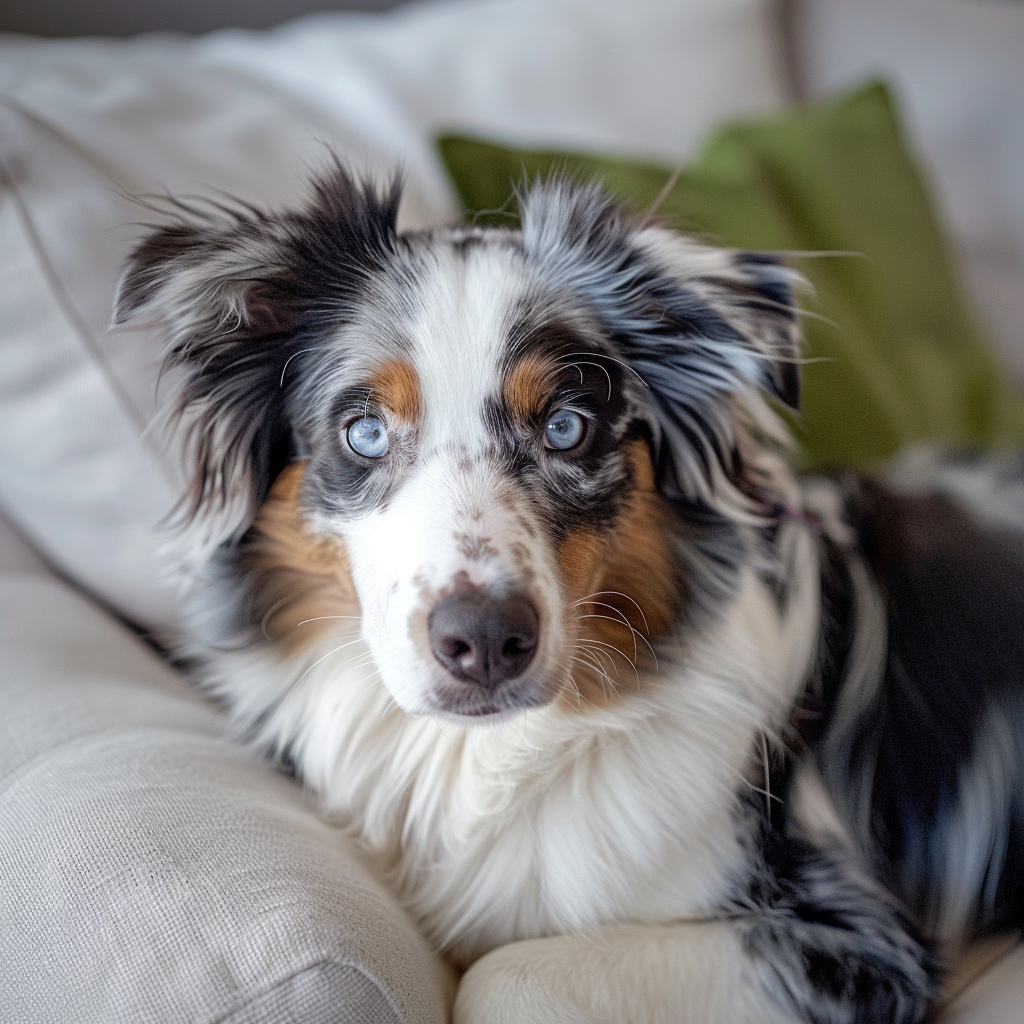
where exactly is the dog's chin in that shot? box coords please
[420,676,559,725]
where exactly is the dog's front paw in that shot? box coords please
[454,940,592,1024]
[454,922,781,1024]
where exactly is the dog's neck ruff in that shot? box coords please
[214,525,823,964]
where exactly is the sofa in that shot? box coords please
[1,1,1023,1020]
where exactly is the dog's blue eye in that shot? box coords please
[347,416,389,458]
[543,409,585,450]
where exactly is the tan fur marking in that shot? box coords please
[503,352,559,422]
[558,441,680,711]
[369,358,421,424]
[247,462,360,653]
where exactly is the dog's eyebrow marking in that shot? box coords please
[503,351,560,421]
[368,357,422,424]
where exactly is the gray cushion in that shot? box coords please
[0,575,455,1024]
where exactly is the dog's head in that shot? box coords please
[116,168,801,721]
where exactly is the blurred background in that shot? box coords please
[0,0,403,37]
[2,0,1020,383]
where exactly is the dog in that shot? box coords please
[114,167,1024,1023]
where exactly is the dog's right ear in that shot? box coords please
[113,210,298,525]
[114,169,400,526]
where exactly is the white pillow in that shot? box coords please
[798,0,1024,385]
[0,512,51,577]
[0,0,787,632]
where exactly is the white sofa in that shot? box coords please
[1,1,1022,1020]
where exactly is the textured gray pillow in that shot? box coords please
[0,575,455,1024]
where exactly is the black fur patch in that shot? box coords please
[301,384,420,521]
[733,523,940,1024]
[740,824,940,1024]
[841,479,1024,935]
[486,316,637,540]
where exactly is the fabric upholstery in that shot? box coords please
[943,943,1024,1024]
[0,513,51,576]
[0,575,455,1024]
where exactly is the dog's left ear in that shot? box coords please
[520,181,802,505]
[632,230,802,411]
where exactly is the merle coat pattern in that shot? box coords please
[115,167,1024,1023]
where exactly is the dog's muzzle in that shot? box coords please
[428,590,539,688]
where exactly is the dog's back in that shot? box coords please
[821,454,1024,944]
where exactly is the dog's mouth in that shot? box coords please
[425,675,556,721]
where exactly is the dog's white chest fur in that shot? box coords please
[240,561,817,963]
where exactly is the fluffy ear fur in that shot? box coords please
[519,179,802,509]
[114,167,400,524]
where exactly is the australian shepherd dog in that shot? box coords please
[115,168,1024,1023]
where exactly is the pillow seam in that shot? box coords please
[209,958,407,1024]
[0,98,176,481]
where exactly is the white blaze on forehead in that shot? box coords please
[406,242,528,456]
[341,444,565,717]
[327,239,571,716]
[355,449,536,593]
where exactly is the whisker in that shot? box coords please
[572,653,608,687]
[573,600,660,672]
[244,638,374,736]
[577,641,616,677]
[572,648,621,698]
[573,680,594,709]
[761,731,772,818]
[345,653,379,672]
[564,667,595,710]
[578,636,637,667]
[578,638,641,688]
[769,249,871,261]
[348,669,391,702]
[563,360,613,402]
[708,729,787,808]
[556,350,649,388]
[571,654,618,700]
[432,718,456,743]
[379,696,398,723]
[578,613,640,663]
[745,780,783,806]
[568,675,584,711]
[292,637,367,688]
[575,599,635,629]
[637,160,685,228]
[260,595,293,640]
[292,614,362,628]
[279,348,317,387]
[574,591,651,635]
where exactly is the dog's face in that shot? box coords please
[116,170,800,721]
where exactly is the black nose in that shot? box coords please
[428,592,539,687]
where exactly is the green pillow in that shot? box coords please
[438,82,1024,468]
